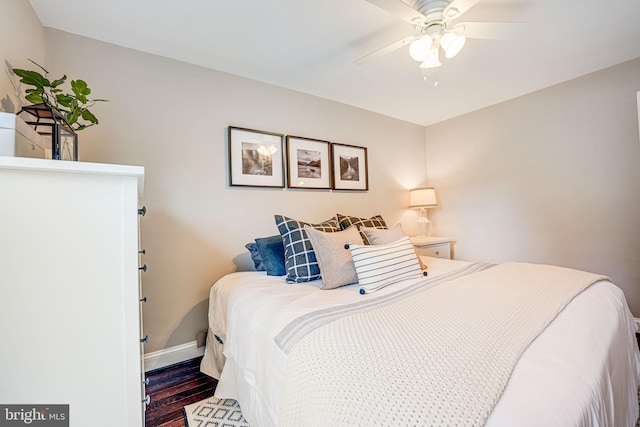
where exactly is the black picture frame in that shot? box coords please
[285,135,331,189]
[331,143,368,191]
[228,126,285,188]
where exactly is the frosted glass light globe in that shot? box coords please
[408,36,433,62]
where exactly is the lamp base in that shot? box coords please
[417,208,432,237]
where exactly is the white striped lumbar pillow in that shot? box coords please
[349,236,424,294]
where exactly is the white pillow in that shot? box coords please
[349,235,424,294]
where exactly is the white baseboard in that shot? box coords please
[144,341,205,372]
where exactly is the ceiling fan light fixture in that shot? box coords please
[419,47,441,68]
[408,35,433,62]
[440,32,466,59]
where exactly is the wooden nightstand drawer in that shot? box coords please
[416,243,451,259]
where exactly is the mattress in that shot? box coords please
[201,256,640,427]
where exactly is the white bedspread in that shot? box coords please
[201,257,640,427]
[279,262,608,426]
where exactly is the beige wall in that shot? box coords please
[5,0,639,354]
[426,57,640,315]
[41,29,427,353]
[0,0,45,113]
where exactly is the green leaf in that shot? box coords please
[71,80,90,103]
[25,88,43,96]
[56,94,74,108]
[50,75,67,88]
[25,93,44,104]
[13,69,50,88]
[67,109,81,126]
[81,109,98,124]
[70,79,87,92]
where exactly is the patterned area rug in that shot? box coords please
[184,397,252,427]
[185,389,640,427]
[637,386,640,427]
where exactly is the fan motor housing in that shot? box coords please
[413,0,455,27]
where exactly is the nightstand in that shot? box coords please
[410,236,455,259]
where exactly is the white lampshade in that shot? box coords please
[440,32,466,59]
[419,47,441,69]
[409,187,438,208]
[409,35,433,62]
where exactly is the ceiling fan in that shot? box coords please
[355,0,523,68]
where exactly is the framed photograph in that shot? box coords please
[331,143,368,191]
[286,136,331,189]
[228,126,285,188]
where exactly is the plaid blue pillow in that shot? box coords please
[274,215,340,283]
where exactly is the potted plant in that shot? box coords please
[12,59,108,160]
[13,59,107,131]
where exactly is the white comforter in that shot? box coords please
[201,257,640,427]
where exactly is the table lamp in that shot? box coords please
[409,187,438,237]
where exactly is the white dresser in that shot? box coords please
[0,157,146,426]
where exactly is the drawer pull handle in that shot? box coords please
[435,251,439,255]
[140,335,149,344]
[143,377,150,386]
[142,395,150,405]
[139,264,147,272]
[138,206,146,216]
[140,297,147,303]
[139,249,146,255]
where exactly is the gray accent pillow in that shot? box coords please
[360,223,406,245]
[360,223,426,270]
[305,226,364,290]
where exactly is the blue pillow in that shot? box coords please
[255,235,286,276]
[245,242,265,271]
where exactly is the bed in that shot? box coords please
[201,254,640,427]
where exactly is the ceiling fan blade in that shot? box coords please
[366,0,426,25]
[354,35,418,65]
[459,21,525,40]
[443,0,480,20]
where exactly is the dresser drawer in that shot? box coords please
[416,242,451,259]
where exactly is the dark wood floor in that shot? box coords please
[145,357,217,427]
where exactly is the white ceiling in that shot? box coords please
[28,0,640,126]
